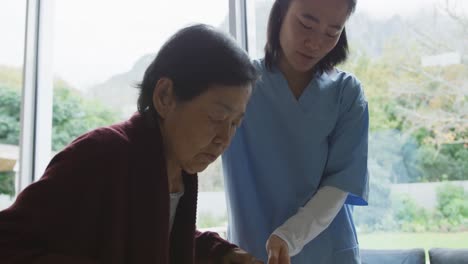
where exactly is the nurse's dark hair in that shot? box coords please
[137,23,258,113]
[264,0,357,74]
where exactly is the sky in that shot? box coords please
[357,0,468,19]
[1,0,467,91]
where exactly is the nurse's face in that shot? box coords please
[154,78,252,174]
[278,0,349,73]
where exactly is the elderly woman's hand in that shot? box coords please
[222,247,264,264]
[265,235,290,264]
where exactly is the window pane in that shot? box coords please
[249,0,273,59]
[52,0,229,153]
[250,0,468,251]
[51,0,230,229]
[0,1,27,210]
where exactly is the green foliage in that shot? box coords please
[0,85,21,145]
[392,194,431,232]
[417,145,467,182]
[0,71,121,151]
[342,39,467,183]
[0,68,121,195]
[341,50,399,132]
[0,171,15,197]
[436,183,468,230]
[342,9,468,183]
[393,141,468,183]
[357,182,468,233]
[52,83,120,151]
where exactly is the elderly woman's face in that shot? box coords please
[157,82,252,174]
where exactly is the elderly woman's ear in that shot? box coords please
[152,77,176,119]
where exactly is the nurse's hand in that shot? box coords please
[221,247,264,263]
[266,235,291,264]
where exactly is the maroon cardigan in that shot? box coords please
[0,113,236,264]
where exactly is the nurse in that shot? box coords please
[222,0,369,263]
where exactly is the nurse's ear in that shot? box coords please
[152,77,177,120]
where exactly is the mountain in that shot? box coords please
[348,8,465,60]
[87,54,155,117]
[87,7,464,118]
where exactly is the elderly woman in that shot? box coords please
[0,24,260,264]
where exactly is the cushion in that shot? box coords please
[360,248,425,264]
[429,248,468,264]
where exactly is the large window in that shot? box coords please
[249,0,468,251]
[3,0,466,255]
[50,0,229,153]
[50,0,230,229]
[0,0,235,232]
[0,1,27,210]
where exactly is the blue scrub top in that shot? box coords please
[222,59,369,263]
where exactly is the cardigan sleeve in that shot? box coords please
[194,230,238,263]
[0,132,124,264]
[33,255,98,264]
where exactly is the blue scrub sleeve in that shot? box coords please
[320,79,369,206]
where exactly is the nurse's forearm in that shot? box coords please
[272,186,347,256]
